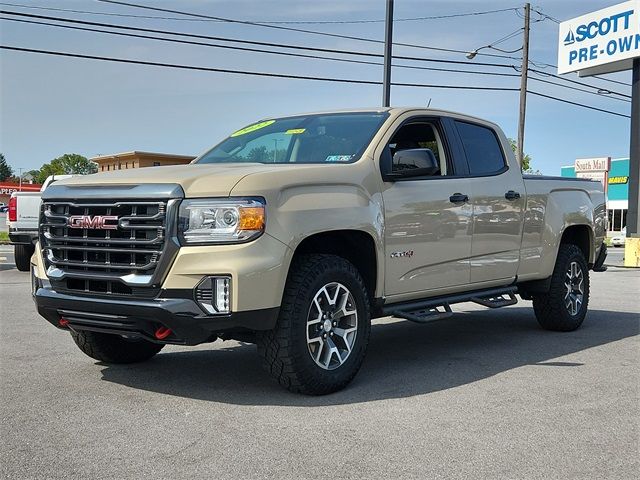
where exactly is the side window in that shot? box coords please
[455,121,506,175]
[388,122,448,175]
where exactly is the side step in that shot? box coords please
[382,286,518,324]
[391,304,453,324]
[470,292,517,308]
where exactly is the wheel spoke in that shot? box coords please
[334,290,357,319]
[333,327,356,353]
[315,339,325,363]
[325,336,342,366]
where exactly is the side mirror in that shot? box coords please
[389,148,439,179]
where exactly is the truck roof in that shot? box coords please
[263,107,498,128]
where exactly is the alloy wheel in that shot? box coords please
[564,261,584,316]
[306,282,358,370]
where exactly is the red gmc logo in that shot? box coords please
[67,215,119,230]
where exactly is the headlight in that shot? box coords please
[178,198,265,244]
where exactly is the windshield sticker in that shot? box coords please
[325,155,353,162]
[285,128,306,135]
[230,120,275,137]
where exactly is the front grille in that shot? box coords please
[40,200,175,296]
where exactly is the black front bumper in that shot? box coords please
[34,286,279,345]
[9,231,37,245]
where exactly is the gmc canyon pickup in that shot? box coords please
[31,108,607,394]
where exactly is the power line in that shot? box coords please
[0,10,520,69]
[2,44,629,119]
[528,90,630,118]
[0,15,523,79]
[5,11,629,114]
[530,8,560,24]
[96,0,523,60]
[528,67,631,99]
[528,75,631,103]
[0,44,521,92]
[0,3,520,24]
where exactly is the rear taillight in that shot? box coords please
[8,196,17,222]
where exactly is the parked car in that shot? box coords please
[0,203,8,213]
[611,227,626,247]
[7,175,75,271]
[31,108,607,394]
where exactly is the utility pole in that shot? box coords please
[382,0,394,107]
[627,58,640,260]
[18,167,24,191]
[517,2,531,167]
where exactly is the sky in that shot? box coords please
[0,0,634,175]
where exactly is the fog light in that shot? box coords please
[195,276,231,314]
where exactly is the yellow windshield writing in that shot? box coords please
[230,120,276,137]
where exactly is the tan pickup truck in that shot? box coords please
[31,108,607,394]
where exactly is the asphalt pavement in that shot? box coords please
[0,248,638,479]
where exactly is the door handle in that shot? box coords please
[505,190,521,200]
[449,193,469,203]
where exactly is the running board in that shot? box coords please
[470,292,518,308]
[391,304,453,324]
[382,286,518,323]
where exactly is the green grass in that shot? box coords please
[0,232,8,242]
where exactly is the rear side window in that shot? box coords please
[455,121,506,175]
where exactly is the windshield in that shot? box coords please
[195,112,388,165]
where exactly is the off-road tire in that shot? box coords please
[257,254,371,395]
[532,244,590,331]
[70,330,164,363]
[14,244,34,272]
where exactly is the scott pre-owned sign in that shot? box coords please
[558,1,640,75]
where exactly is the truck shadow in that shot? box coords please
[99,307,639,406]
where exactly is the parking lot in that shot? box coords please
[0,247,638,479]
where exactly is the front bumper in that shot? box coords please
[9,230,37,245]
[33,284,279,345]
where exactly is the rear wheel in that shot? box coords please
[70,330,164,363]
[532,244,590,331]
[258,254,371,395]
[14,244,34,272]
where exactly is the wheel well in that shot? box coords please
[293,230,377,301]
[560,225,592,263]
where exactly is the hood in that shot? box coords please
[56,163,274,197]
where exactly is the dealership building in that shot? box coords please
[561,157,630,234]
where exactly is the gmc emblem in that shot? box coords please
[67,215,119,230]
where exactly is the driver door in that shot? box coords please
[380,116,473,298]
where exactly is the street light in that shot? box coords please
[465,45,523,60]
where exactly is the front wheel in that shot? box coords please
[258,254,371,395]
[532,244,590,331]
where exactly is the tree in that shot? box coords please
[246,146,270,163]
[34,154,97,183]
[508,138,533,172]
[0,153,13,181]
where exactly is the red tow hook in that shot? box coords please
[154,326,172,340]
[59,318,70,328]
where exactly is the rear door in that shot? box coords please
[452,120,526,284]
[379,114,474,297]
